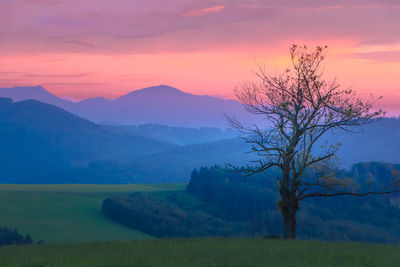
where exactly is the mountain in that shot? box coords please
[0,85,72,108]
[320,118,400,167]
[1,84,400,184]
[122,119,400,182]
[0,98,176,182]
[3,114,400,184]
[104,124,238,145]
[49,117,400,184]
[39,137,253,184]
[0,85,258,127]
[123,137,253,182]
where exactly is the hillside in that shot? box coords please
[0,183,184,243]
[93,117,400,183]
[105,124,237,145]
[0,98,176,182]
[332,118,400,166]
[129,117,400,179]
[0,85,256,127]
[124,138,252,182]
[35,116,400,183]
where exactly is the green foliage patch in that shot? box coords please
[102,192,252,238]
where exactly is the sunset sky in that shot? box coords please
[0,0,399,111]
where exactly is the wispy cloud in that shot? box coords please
[24,73,92,78]
[24,0,63,5]
[182,5,225,17]
[355,43,400,54]
[352,43,400,62]
[353,51,400,62]
[1,0,400,54]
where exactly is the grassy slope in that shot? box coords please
[0,183,185,243]
[0,238,399,267]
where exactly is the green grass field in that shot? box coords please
[0,238,399,267]
[0,183,185,243]
[1,184,399,266]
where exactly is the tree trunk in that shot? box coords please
[279,197,299,239]
[278,167,299,239]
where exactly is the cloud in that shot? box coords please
[182,5,225,17]
[24,73,92,78]
[353,51,400,63]
[355,43,400,54]
[0,0,399,55]
[24,0,63,5]
[352,43,400,62]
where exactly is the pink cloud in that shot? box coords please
[353,51,400,62]
[0,0,397,55]
[24,0,63,5]
[182,5,225,17]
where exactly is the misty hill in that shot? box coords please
[44,117,400,184]
[105,124,237,145]
[0,85,255,128]
[29,137,251,184]
[124,138,252,182]
[0,98,176,181]
[333,118,400,166]
[0,93,399,184]
[112,119,400,183]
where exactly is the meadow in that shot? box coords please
[0,183,185,243]
[0,238,399,267]
[1,183,400,266]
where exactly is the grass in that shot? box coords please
[0,183,185,243]
[1,184,399,266]
[0,238,399,266]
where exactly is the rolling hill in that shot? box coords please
[0,98,176,182]
[82,118,400,184]
[123,138,252,182]
[18,117,400,184]
[103,124,237,145]
[0,90,399,184]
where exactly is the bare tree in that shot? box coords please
[228,45,399,239]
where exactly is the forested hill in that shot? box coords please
[185,163,400,243]
[104,124,237,145]
[0,95,399,184]
[0,98,176,182]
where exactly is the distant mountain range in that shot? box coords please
[0,90,399,184]
[0,85,256,128]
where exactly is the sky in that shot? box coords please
[0,0,399,112]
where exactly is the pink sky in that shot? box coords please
[0,0,399,112]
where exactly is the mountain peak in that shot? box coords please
[0,85,72,106]
[115,85,186,102]
[138,85,185,94]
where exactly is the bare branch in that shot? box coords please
[298,188,399,201]
[227,44,391,239]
